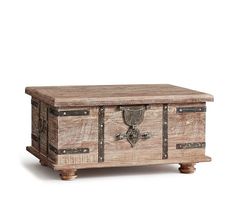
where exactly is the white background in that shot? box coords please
[0,1,235,211]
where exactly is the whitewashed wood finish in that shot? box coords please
[57,154,98,165]
[39,102,48,156]
[26,145,211,171]
[25,84,214,107]
[104,105,163,163]
[48,109,58,162]
[168,103,206,159]
[52,156,211,170]
[29,102,209,167]
[25,84,213,179]
[31,98,39,150]
[57,107,98,165]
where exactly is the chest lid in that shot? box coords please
[25,84,213,107]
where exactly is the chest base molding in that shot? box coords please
[26,146,211,172]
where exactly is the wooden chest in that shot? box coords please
[25,84,213,180]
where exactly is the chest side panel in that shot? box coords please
[39,102,48,156]
[48,110,58,162]
[31,98,40,150]
[168,103,206,159]
[57,107,98,165]
[104,105,162,164]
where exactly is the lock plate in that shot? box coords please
[116,105,151,147]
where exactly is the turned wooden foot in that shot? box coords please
[179,163,196,174]
[39,160,47,166]
[59,169,78,180]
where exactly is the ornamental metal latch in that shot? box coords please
[116,105,151,147]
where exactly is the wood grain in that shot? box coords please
[104,105,163,163]
[48,109,58,162]
[39,102,48,156]
[27,145,211,171]
[168,103,206,159]
[26,84,213,179]
[59,169,78,180]
[31,98,39,150]
[52,156,211,170]
[179,163,196,174]
[25,84,214,107]
[56,107,98,165]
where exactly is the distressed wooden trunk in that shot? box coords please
[25,84,213,180]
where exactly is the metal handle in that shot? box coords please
[116,131,151,147]
[141,132,151,139]
[116,133,127,140]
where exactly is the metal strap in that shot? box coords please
[176,142,205,149]
[31,134,39,142]
[31,99,39,108]
[176,107,206,113]
[49,108,89,117]
[49,144,89,155]
[98,106,105,162]
[162,104,168,159]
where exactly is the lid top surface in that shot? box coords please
[26,84,214,107]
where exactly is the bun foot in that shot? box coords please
[179,163,196,174]
[59,169,77,180]
[40,160,47,166]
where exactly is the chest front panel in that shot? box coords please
[104,105,163,164]
[26,84,213,179]
[30,101,207,166]
[56,107,98,165]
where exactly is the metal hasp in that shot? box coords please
[176,106,206,113]
[162,104,168,159]
[116,105,151,147]
[176,142,205,149]
[49,144,89,155]
[98,106,105,162]
[49,108,89,116]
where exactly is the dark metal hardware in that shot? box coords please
[49,108,90,117]
[120,105,147,126]
[49,144,89,155]
[117,105,150,147]
[31,100,39,108]
[176,107,206,113]
[116,131,151,147]
[176,142,205,149]
[162,104,168,159]
[141,132,151,139]
[98,106,105,162]
[31,134,39,142]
